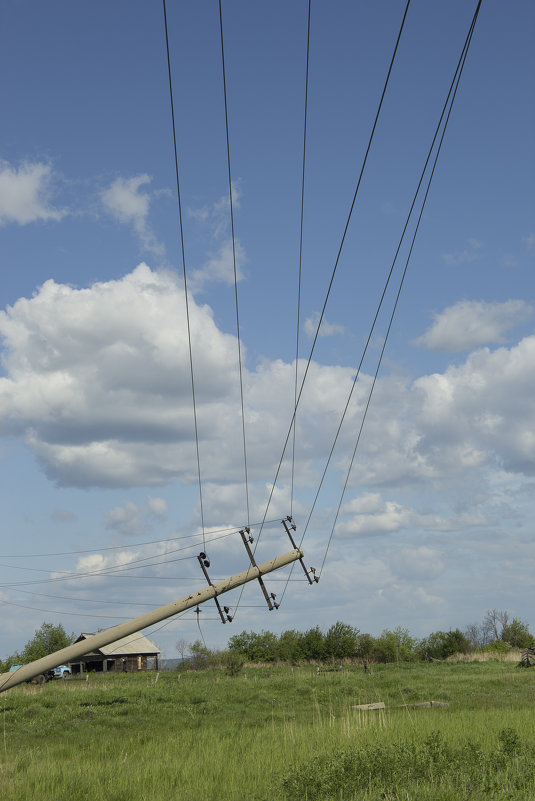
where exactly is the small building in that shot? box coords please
[69,632,160,674]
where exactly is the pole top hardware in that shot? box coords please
[197,552,232,623]
[239,527,278,611]
[281,517,318,585]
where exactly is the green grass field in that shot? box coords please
[1,660,534,800]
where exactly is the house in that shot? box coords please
[69,632,161,674]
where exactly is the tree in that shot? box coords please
[301,626,326,661]
[278,629,305,663]
[324,622,360,660]
[418,629,471,660]
[189,640,212,670]
[464,622,491,650]
[484,609,510,641]
[374,627,416,663]
[500,618,534,649]
[356,633,375,660]
[227,630,279,662]
[176,638,189,662]
[20,622,74,663]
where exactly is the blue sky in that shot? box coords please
[0,0,534,659]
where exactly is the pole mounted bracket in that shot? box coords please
[197,552,233,623]
[239,528,279,610]
[282,516,319,584]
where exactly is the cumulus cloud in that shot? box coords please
[0,160,66,225]
[101,175,164,256]
[414,299,533,352]
[337,492,489,539]
[412,336,535,476]
[341,492,412,535]
[304,312,345,338]
[0,267,534,549]
[0,265,249,488]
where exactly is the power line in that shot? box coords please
[0,528,240,588]
[317,0,483,577]
[253,0,412,551]
[163,0,207,549]
[218,0,251,528]
[274,0,483,606]
[291,0,312,518]
[0,517,284,560]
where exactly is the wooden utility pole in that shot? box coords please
[0,548,303,692]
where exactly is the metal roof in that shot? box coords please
[77,632,161,656]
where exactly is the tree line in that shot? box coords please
[1,610,533,673]
[186,610,534,669]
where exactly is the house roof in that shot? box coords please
[76,632,161,656]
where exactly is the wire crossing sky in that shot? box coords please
[0,0,533,658]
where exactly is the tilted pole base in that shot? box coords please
[0,548,303,693]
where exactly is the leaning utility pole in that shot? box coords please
[0,548,303,693]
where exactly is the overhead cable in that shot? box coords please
[317,0,483,577]
[253,0,412,553]
[218,0,251,528]
[291,0,312,518]
[163,0,207,549]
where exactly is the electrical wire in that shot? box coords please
[163,0,207,549]
[0,518,284,560]
[230,0,411,623]
[218,0,251,528]
[316,0,483,578]
[277,0,483,605]
[256,0,412,544]
[291,0,312,518]
[0,528,239,588]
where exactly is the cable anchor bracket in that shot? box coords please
[282,516,319,584]
[239,528,279,610]
[197,552,233,623]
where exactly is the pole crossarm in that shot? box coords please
[0,548,303,693]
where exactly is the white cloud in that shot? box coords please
[414,299,533,352]
[304,312,345,338]
[189,239,246,292]
[147,496,168,518]
[442,239,482,266]
[188,183,241,240]
[101,175,164,256]
[523,233,535,250]
[0,160,66,225]
[0,266,534,551]
[341,493,412,535]
[105,501,145,536]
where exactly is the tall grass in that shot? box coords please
[0,661,534,800]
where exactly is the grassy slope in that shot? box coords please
[0,661,534,800]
